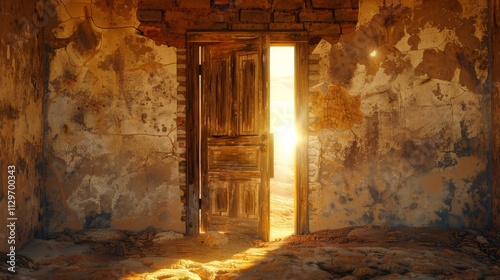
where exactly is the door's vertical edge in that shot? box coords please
[259,35,271,242]
[295,42,310,235]
[201,45,211,232]
[186,42,200,235]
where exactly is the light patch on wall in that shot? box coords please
[417,27,446,50]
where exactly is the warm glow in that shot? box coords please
[370,50,377,57]
[270,46,295,157]
[270,46,295,240]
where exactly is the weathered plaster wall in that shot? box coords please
[44,0,183,233]
[309,0,492,231]
[0,1,45,251]
[491,0,500,231]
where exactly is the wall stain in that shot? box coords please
[73,19,100,56]
[84,211,112,229]
[415,48,458,82]
[0,104,20,119]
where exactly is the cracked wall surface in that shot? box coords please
[43,0,183,233]
[492,0,500,231]
[0,0,45,251]
[309,0,492,231]
[40,0,497,236]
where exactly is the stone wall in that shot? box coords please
[308,0,492,231]
[0,0,45,251]
[43,0,184,233]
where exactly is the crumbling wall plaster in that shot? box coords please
[309,0,492,231]
[0,0,45,251]
[492,0,500,231]
[44,0,183,233]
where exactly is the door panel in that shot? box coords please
[208,145,261,171]
[201,38,270,241]
[237,54,260,135]
[207,57,232,136]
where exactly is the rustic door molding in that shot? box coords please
[185,31,309,239]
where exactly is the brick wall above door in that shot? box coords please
[137,0,359,48]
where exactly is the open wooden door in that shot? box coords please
[200,36,271,241]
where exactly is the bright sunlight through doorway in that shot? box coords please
[270,46,295,241]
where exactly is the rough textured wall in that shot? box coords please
[492,0,500,231]
[137,0,359,48]
[0,1,45,251]
[309,0,492,231]
[44,0,183,233]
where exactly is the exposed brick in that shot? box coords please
[305,22,341,34]
[138,0,175,10]
[334,9,359,22]
[340,22,357,34]
[319,36,341,44]
[177,68,186,77]
[177,57,187,64]
[299,10,334,22]
[179,0,210,9]
[165,17,189,34]
[231,23,267,30]
[138,23,168,41]
[164,10,185,21]
[309,54,321,60]
[312,0,352,9]
[167,35,187,48]
[306,22,342,44]
[214,0,230,5]
[136,9,163,22]
[273,11,297,22]
[240,9,271,23]
[270,23,304,30]
[352,0,359,8]
[210,11,239,23]
[308,64,320,71]
[273,0,304,10]
[234,0,271,9]
[189,22,228,30]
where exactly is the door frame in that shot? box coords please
[185,31,309,237]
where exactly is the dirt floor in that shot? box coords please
[1,170,499,279]
[0,225,498,279]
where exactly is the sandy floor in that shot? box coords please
[0,226,498,279]
[270,179,294,241]
[1,166,499,279]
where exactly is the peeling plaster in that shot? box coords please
[44,0,183,233]
[309,0,491,231]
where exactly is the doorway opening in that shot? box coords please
[185,32,309,240]
[270,46,295,240]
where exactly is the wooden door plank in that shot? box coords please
[237,53,260,135]
[259,35,271,242]
[208,56,232,136]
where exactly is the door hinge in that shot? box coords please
[198,198,202,209]
[198,64,202,76]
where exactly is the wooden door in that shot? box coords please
[200,37,271,241]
